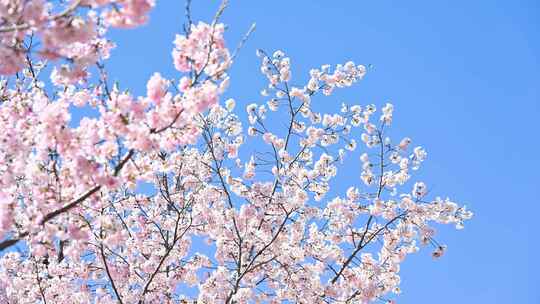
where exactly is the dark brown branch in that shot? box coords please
[0,150,134,251]
[100,244,124,304]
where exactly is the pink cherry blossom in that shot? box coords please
[0,1,472,303]
[146,72,168,103]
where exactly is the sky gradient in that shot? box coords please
[103,1,539,303]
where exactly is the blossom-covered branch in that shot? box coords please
[0,1,472,303]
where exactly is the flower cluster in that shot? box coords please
[173,22,231,77]
[0,0,154,79]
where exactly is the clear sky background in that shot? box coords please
[103,1,539,303]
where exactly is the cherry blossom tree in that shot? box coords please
[0,1,472,303]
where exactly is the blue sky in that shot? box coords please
[104,0,539,303]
